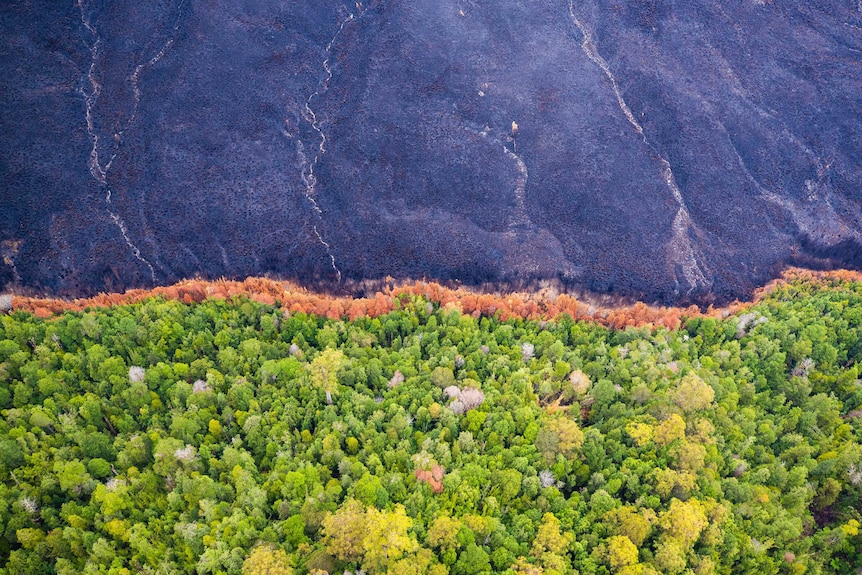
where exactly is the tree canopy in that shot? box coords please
[1,274,861,573]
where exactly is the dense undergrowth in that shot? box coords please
[1,274,861,574]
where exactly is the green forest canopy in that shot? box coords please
[1,275,861,574]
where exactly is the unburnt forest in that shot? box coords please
[1,276,861,575]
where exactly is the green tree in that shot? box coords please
[453,543,491,575]
[54,460,91,495]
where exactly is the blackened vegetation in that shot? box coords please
[1,0,861,305]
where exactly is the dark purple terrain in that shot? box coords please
[2,0,861,304]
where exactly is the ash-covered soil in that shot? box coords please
[2,0,861,304]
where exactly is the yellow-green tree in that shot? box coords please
[385,548,447,575]
[649,468,696,500]
[537,416,584,463]
[658,498,708,546]
[309,349,345,404]
[692,556,716,575]
[605,506,654,547]
[242,544,293,575]
[321,499,367,563]
[625,421,654,447]
[654,414,686,446]
[512,557,545,575]
[653,537,686,574]
[607,535,638,571]
[531,513,572,556]
[549,417,584,456]
[671,440,706,473]
[427,515,462,552]
[361,505,418,573]
[671,373,715,413]
[617,564,661,575]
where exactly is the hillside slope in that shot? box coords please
[1,1,861,303]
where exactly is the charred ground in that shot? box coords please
[2,0,861,305]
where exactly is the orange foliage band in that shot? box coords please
[8,268,860,330]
